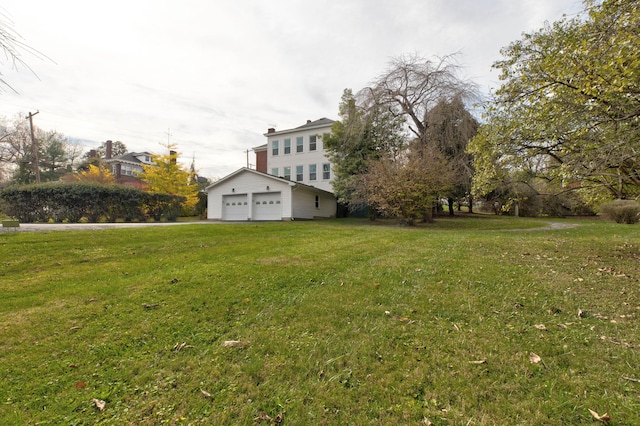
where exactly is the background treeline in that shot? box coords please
[0,183,185,223]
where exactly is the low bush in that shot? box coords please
[599,199,640,224]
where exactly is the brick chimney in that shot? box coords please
[267,127,275,134]
[106,140,113,159]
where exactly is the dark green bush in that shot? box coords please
[0,183,185,223]
[599,199,640,224]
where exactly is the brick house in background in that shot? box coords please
[101,140,153,189]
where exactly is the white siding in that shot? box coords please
[207,170,293,221]
[267,124,334,193]
[291,187,337,219]
[222,194,248,221]
[252,192,282,221]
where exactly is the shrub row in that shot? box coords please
[0,183,185,223]
[599,199,640,224]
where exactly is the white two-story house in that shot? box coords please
[206,118,337,221]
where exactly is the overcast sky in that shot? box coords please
[0,0,584,179]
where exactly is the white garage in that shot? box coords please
[252,192,282,221]
[222,194,248,221]
[206,168,336,221]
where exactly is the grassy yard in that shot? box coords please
[0,216,638,425]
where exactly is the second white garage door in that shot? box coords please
[252,192,282,221]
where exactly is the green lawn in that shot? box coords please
[0,217,638,425]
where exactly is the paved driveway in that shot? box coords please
[1,221,215,232]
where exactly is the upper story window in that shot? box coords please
[283,166,291,180]
[284,138,291,154]
[296,165,303,182]
[309,135,317,151]
[322,163,331,180]
[271,167,279,176]
[296,137,304,153]
[309,164,317,181]
[272,140,279,156]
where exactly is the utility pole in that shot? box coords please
[26,111,40,184]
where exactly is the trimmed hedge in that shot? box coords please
[0,183,185,223]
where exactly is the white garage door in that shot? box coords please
[252,192,282,221]
[222,194,248,221]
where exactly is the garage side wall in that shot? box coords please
[291,187,337,219]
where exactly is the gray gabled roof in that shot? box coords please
[105,152,153,165]
[263,117,335,137]
[205,167,334,196]
[294,117,335,130]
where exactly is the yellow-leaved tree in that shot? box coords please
[74,164,115,184]
[139,144,200,209]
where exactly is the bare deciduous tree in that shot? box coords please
[361,53,478,144]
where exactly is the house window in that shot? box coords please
[272,140,279,156]
[284,138,291,154]
[271,167,279,176]
[309,164,317,181]
[296,137,304,153]
[296,165,303,182]
[315,195,319,208]
[322,163,331,180]
[283,166,291,180]
[309,135,317,151]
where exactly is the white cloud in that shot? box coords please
[1,0,585,179]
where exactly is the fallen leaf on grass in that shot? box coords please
[254,412,272,422]
[469,360,487,365]
[200,388,212,398]
[588,408,611,423]
[172,342,194,352]
[75,381,86,389]
[142,303,159,309]
[222,340,244,347]
[92,398,106,412]
[534,324,547,330]
[529,352,542,364]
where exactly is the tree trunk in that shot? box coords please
[468,196,474,214]
[447,198,455,216]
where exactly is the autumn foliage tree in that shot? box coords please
[73,164,115,184]
[139,144,199,210]
[469,0,640,208]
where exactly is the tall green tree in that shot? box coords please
[421,96,478,214]
[323,89,405,209]
[39,131,70,181]
[470,0,640,206]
